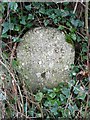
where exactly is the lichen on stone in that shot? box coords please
[17,27,75,90]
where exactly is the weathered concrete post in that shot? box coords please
[17,27,75,91]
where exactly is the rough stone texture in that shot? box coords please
[17,27,75,90]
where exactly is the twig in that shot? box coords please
[73,1,79,14]
[81,2,90,11]
[5,100,32,119]
[0,59,24,114]
[75,106,82,119]
[10,42,17,66]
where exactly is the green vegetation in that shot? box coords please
[0,2,90,119]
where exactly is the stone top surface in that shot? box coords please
[17,27,75,90]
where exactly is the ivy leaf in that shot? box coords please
[68,80,75,88]
[36,113,42,117]
[9,23,14,30]
[65,34,73,44]
[58,25,64,30]
[44,101,51,107]
[35,92,43,102]
[9,2,18,11]
[68,104,73,113]
[46,9,54,16]
[71,19,84,27]
[70,27,76,33]
[60,94,66,102]
[78,20,84,27]
[43,20,49,27]
[2,22,14,34]
[53,18,58,24]
[50,107,58,115]
[39,8,45,14]
[49,13,56,19]
[24,102,27,114]
[28,14,34,20]
[63,2,69,6]
[68,104,78,114]
[26,23,33,28]
[11,59,19,68]
[73,85,81,94]
[0,3,5,14]
[53,87,60,93]
[20,16,26,25]
[32,2,41,9]
[14,25,21,31]
[71,19,78,27]
[62,88,70,98]
[2,22,9,34]
[61,9,69,17]
[0,92,6,101]
[71,33,76,41]
[73,104,78,111]
[77,91,86,100]
[49,92,56,99]
[54,9,61,16]
[25,4,31,11]
[66,22,71,27]
[12,37,22,42]
[1,33,9,38]
[43,87,53,93]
